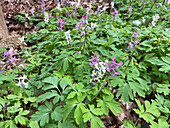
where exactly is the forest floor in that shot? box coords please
[1,0,153,128]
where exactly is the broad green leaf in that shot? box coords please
[15,115,28,125]
[97,99,109,115]
[60,79,68,90]
[67,92,77,99]
[129,81,145,98]
[51,106,62,121]
[63,58,69,72]
[83,111,91,123]
[74,104,83,125]
[37,91,59,102]
[43,76,59,89]
[150,119,170,128]
[116,83,134,102]
[91,115,104,128]
[18,110,29,116]
[105,99,121,116]
[29,121,40,128]
[63,104,76,122]
[89,105,103,116]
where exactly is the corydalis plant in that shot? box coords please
[4,51,16,66]
[105,57,123,77]
[89,52,123,80]
[57,19,66,31]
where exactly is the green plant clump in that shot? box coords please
[0,0,170,128]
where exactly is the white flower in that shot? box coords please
[152,21,156,26]
[18,36,24,43]
[56,3,61,11]
[18,64,24,68]
[44,12,49,23]
[76,0,80,6]
[65,30,72,44]
[142,17,146,23]
[91,23,98,30]
[111,1,114,8]
[25,13,28,18]
[16,74,29,89]
[133,20,141,26]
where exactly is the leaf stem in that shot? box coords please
[88,74,110,104]
[134,118,140,128]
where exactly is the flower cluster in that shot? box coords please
[91,22,98,30]
[152,14,159,26]
[65,30,72,44]
[56,3,61,11]
[90,62,107,82]
[105,57,123,77]
[75,14,88,35]
[89,52,101,66]
[16,75,28,88]
[89,52,123,82]
[41,0,46,12]
[142,17,146,23]
[128,6,133,13]
[128,31,140,49]
[3,51,16,66]
[113,8,118,20]
[44,12,49,23]
[57,19,66,31]
[73,7,77,17]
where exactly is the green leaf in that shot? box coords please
[74,104,83,125]
[89,105,103,116]
[63,104,76,122]
[18,110,30,116]
[43,76,59,89]
[15,115,28,125]
[105,99,121,116]
[60,79,68,90]
[91,115,104,128]
[67,92,77,99]
[63,58,69,72]
[129,81,146,98]
[134,99,160,123]
[150,119,170,128]
[29,121,40,128]
[31,102,52,127]
[97,99,109,115]
[116,83,134,102]
[83,111,91,123]
[37,91,59,102]
[51,106,62,121]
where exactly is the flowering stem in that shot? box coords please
[123,50,134,73]
[150,0,157,9]
[88,74,110,104]
[134,118,140,128]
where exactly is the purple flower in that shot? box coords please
[73,7,77,17]
[131,31,139,38]
[128,6,133,13]
[30,9,34,16]
[57,19,66,31]
[89,52,101,66]
[128,42,133,49]
[155,3,159,8]
[67,11,72,18]
[113,8,118,20]
[77,51,81,54]
[4,51,16,65]
[105,57,123,77]
[41,0,45,12]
